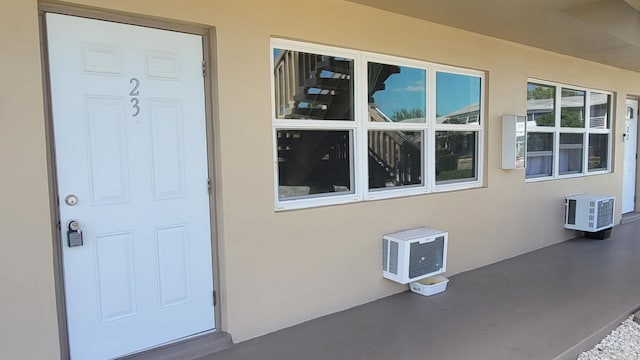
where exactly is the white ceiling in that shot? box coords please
[347,0,640,73]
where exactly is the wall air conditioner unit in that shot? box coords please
[564,194,615,232]
[383,227,448,284]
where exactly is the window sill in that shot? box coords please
[274,181,484,211]
[525,170,611,183]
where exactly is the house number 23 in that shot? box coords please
[129,78,140,117]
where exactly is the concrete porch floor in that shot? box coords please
[200,220,640,360]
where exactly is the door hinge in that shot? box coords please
[202,59,206,77]
[207,178,212,194]
[213,291,217,307]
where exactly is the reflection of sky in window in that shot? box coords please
[436,72,480,116]
[372,67,426,118]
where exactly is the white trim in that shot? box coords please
[272,39,485,210]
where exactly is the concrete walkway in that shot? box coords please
[200,220,640,360]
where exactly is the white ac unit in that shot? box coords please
[383,227,448,284]
[564,194,615,232]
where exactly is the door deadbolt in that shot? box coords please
[65,194,78,206]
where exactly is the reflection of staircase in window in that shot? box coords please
[274,51,420,191]
[367,112,421,188]
[367,62,420,188]
[274,51,352,120]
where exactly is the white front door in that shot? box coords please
[623,99,638,214]
[46,13,215,360]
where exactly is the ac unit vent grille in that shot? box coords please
[564,195,615,232]
[382,239,389,272]
[597,199,615,228]
[389,241,399,275]
[408,236,445,279]
[567,199,577,225]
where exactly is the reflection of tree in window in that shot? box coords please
[435,132,476,182]
[436,72,480,125]
[367,62,426,123]
[367,62,425,189]
[527,83,555,127]
[392,108,425,121]
[561,89,585,128]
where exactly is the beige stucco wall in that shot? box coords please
[0,1,62,359]
[2,0,639,358]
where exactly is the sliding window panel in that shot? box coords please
[435,131,477,183]
[559,133,584,175]
[273,49,354,121]
[436,72,481,125]
[526,132,554,178]
[368,130,423,190]
[589,92,611,129]
[588,134,609,171]
[276,130,353,200]
[561,88,585,128]
[527,83,556,127]
[367,62,426,123]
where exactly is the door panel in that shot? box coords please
[46,13,214,360]
[623,99,638,214]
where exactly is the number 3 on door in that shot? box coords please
[129,78,140,117]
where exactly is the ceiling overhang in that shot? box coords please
[347,0,640,73]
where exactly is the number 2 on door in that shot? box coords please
[129,78,140,117]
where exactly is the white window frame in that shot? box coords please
[360,53,431,201]
[526,79,612,182]
[271,39,485,210]
[432,66,484,193]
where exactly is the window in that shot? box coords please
[272,39,484,209]
[435,72,481,184]
[367,62,426,191]
[526,80,612,181]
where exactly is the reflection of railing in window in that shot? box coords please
[367,131,420,188]
[274,50,352,120]
[367,106,421,188]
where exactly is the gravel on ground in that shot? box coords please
[577,315,640,360]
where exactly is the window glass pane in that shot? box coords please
[590,92,610,129]
[561,88,585,128]
[588,134,609,171]
[273,49,353,121]
[277,130,352,199]
[368,130,422,189]
[559,133,584,175]
[527,83,555,127]
[436,72,481,125]
[526,132,554,178]
[368,62,426,123]
[435,131,477,183]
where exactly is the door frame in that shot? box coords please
[38,3,223,359]
[624,96,640,214]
